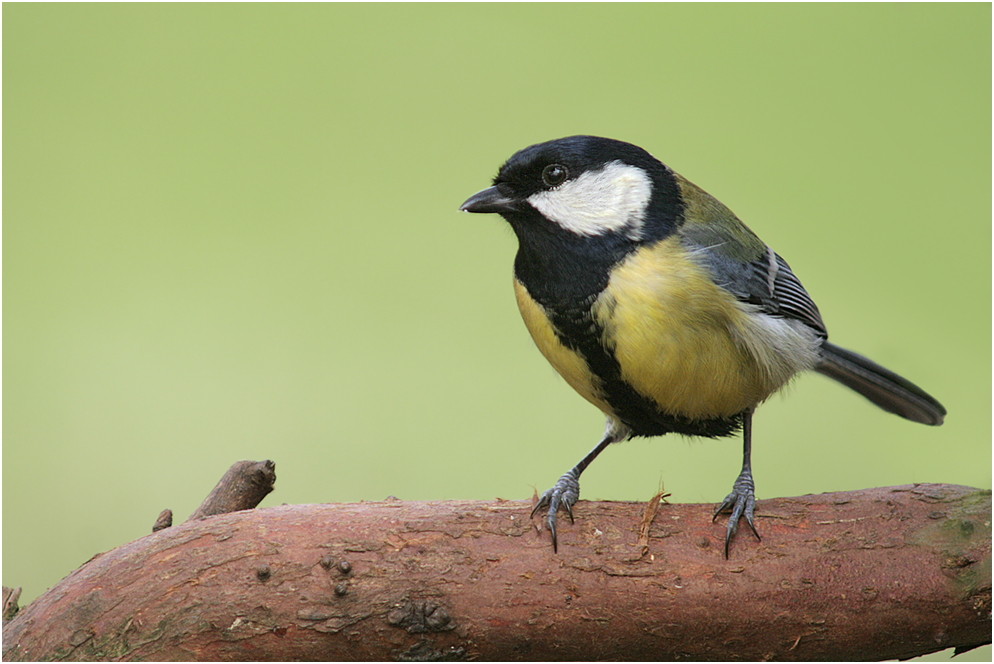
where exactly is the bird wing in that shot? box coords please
[675,176,828,337]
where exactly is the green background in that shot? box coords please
[3,4,990,660]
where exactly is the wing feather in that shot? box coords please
[674,175,827,337]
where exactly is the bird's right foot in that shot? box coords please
[531,469,581,552]
[713,469,761,558]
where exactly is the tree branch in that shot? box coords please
[2,482,989,661]
[186,459,276,521]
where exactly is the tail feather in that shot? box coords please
[815,342,946,426]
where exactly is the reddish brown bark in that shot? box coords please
[3,484,990,661]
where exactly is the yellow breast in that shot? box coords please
[513,236,818,424]
[593,236,795,419]
[513,279,614,417]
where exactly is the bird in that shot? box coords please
[459,135,946,556]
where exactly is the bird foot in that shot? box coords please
[531,469,581,552]
[713,470,761,558]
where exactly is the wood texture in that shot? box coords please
[186,460,276,522]
[3,484,989,661]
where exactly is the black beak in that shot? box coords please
[459,186,518,214]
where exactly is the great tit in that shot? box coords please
[459,136,946,556]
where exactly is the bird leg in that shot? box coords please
[531,433,615,552]
[713,408,761,558]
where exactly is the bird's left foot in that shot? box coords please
[531,469,581,552]
[713,470,761,558]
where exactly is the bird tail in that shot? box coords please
[815,341,946,426]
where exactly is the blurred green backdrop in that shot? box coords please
[3,4,990,659]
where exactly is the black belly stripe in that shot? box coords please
[510,208,743,439]
[545,300,742,439]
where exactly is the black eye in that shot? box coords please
[541,163,569,188]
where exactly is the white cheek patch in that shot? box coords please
[526,161,652,239]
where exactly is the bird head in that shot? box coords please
[460,135,682,245]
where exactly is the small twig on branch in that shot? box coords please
[151,509,173,532]
[2,587,21,623]
[2,482,989,661]
[637,488,669,557]
[150,460,275,532]
[187,459,276,521]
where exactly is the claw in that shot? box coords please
[713,471,761,558]
[548,512,559,553]
[530,493,550,519]
[531,470,581,552]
